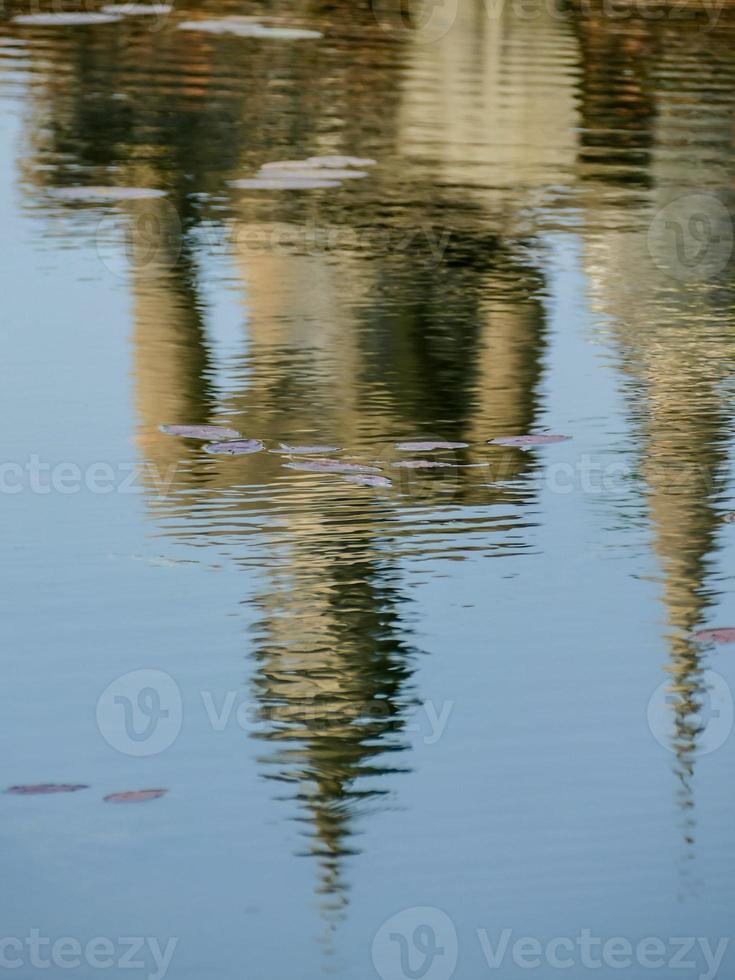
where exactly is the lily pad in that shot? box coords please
[343,474,392,488]
[395,440,468,451]
[102,3,172,12]
[278,443,341,454]
[104,789,167,803]
[488,434,571,446]
[692,627,735,644]
[5,784,89,795]
[178,19,322,39]
[284,459,380,474]
[13,12,123,24]
[48,186,166,201]
[230,177,339,190]
[160,424,240,440]
[203,439,264,455]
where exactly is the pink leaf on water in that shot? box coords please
[104,789,167,803]
[5,784,89,795]
[692,627,735,644]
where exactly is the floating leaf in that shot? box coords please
[392,460,455,469]
[257,167,368,181]
[395,440,468,451]
[230,177,339,190]
[5,784,88,795]
[203,439,264,455]
[178,19,322,39]
[306,156,377,168]
[278,443,341,454]
[160,424,240,439]
[13,11,123,24]
[49,186,166,200]
[284,459,380,474]
[723,513,735,523]
[259,160,313,170]
[692,627,735,644]
[343,474,392,488]
[102,3,172,12]
[104,789,167,803]
[488,434,571,446]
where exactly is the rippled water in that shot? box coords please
[2,0,735,977]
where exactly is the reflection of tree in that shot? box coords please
[575,6,735,886]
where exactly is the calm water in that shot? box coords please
[2,0,735,977]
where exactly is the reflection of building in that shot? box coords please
[397,0,579,205]
[10,0,567,921]
[575,9,735,877]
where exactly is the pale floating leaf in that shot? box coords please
[306,155,377,168]
[278,443,341,454]
[203,439,264,455]
[343,474,392,488]
[392,460,455,469]
[395,440,468,451]
[284,459,380,474]
[160,424,240,440]
[178,19,322,39]
[230,177,339,190]
[102,3,172,12]
[258,167,368,181]
[488,434,571,446]
[13,11,123,24]
[49,186,166,200]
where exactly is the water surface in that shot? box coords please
[2,1,735,977]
